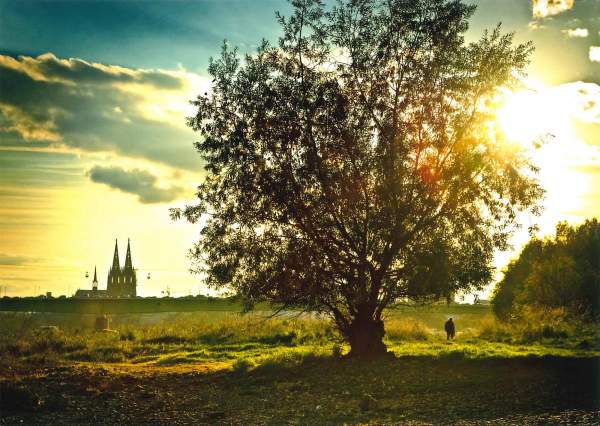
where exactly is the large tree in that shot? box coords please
[173,0,542,356]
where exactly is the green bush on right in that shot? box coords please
[492,219,600,322]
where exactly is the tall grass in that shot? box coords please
[477,307,599,347]
[0,312,336,367]
[1,307,598,371]
[385,318,432,341]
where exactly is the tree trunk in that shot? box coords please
[346,316,387,358]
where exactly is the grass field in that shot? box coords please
[1,305,599,424]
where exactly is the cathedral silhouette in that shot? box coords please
[107,239,137,298]
[73,239,137,298]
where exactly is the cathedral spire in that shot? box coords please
[124,238,133,270]
[92,266,98,290]
[111,239,120,270]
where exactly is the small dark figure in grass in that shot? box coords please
[445,318,456,340]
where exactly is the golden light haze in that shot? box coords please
[0,163,204,297]
[491,79,600,293]
[1,0,599,298]
[2,77,599,298]
[497,79,600,228]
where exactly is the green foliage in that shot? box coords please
[175,0,540,356]
[492,219,600,320]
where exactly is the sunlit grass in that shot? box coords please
[1,307,598,375]
[2,308,599,425]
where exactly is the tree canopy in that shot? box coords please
[492,219,600,321]
[173,0,542,356]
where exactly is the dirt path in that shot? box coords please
[2,357,599,425]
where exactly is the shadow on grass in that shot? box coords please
[1,352,599,425]
[222,353,600,425]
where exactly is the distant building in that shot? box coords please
[73,239,138,299]
[74,266,108,298]
[106,239,137,298]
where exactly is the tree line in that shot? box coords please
[492,219,600,321]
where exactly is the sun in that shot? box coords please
[494,82,591,235]
[496,86,570,146]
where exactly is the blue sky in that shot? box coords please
[0,0,292,71]
[1,0,597,82]
[0,0,599,297]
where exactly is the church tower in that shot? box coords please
[122,239,137,297]
[92,266,98,291]
[107,239,121,297]
[106,239,137,298]
[124,239,133,271]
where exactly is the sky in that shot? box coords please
[0,0,599,298]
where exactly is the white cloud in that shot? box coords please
[532,0,575,19]
[562,27,588,38]
[0,53,210,170]
[0,53,188,88]
[590,46,600,62]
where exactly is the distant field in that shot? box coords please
[2,305,597,365]
[1,306,599,424]
[0,296,255,314]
